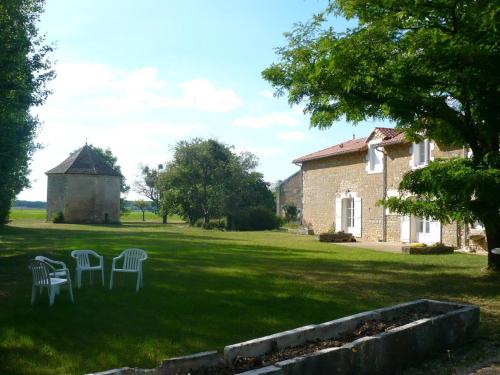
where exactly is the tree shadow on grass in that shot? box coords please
[0,224,497,375]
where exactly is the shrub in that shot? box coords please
[195,218,227,230]
[232,206,281,231]
[282,204,299,222]
[52,211,64,223]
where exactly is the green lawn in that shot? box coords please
[9,208,183,223]
[0,209,498,375]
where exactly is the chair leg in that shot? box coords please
[101,268,105,287]
[68,282,74,303]
[31,285,37,305]
[136,272,140,292]
[89,270,93,285]
[49,287,56,306]
[109,271,114,290]
[77,269,81,288]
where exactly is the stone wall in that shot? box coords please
[301,140,464,246]
[276,171,303,217]
[47,174,121,223]
[302,151,384,240]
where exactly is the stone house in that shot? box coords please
[293,127,479,248]
[275,170,303,218]
[46,145,122,224]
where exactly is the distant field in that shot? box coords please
[9,208,183,223]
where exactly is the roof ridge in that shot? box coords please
[46,145,122,177]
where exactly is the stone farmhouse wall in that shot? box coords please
[384,143,465,247]
[301,140,466,247]
[276,171,303,217]
[302,151,385,240]
[47,174,121,224]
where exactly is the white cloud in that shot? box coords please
[45,62,243,113]
[277,131,306,141]
[232,112,300,128]
[259,89,275,99]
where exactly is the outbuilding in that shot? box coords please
[46,145,122,224]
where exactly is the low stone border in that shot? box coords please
[87,299,479,375]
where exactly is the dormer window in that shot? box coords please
[366,141,383,173]
[411,139,431,168]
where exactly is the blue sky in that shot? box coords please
[20,0,386,201]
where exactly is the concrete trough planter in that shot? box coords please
[88,299,479,375]
[224,299,479,375]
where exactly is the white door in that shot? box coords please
[400,215,410,243]
[345,198,355,234]
[416,217,441,244]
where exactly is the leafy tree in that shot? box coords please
[134,199,148,222]
[223,152,276,230]
[0,0,54,223]
[134,164,167,223]
[263,1,500,269]
[158,139,233,225]
[88,145,129,195]
[157,139,277,230]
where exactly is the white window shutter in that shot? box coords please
[335,198,342,232]
[353,197,362,237]
[410,143,416,167]
[401,215,410,242]
[429,220,441,243]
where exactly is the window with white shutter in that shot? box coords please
[366,141,383,173]
[412,139,431,168]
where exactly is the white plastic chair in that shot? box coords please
[109,248,148,292]
[34,256,71,280]
[29,259,74,306]
[71,250,105,288]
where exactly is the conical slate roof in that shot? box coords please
[46,145,122,177]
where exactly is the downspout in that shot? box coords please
[376,145,387,242]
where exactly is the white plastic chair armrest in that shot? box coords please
[111,256,121,270]
[44,259,67,269]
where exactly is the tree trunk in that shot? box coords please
[485,220,500,270]
[142,211,145,222]
[162,214,167,224]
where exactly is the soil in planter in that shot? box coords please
[180,310,449,375]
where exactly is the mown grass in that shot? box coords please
[9,208,183,223]
[0,209,498,375]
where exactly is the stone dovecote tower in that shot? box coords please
[46,145,122,223]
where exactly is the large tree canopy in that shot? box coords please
[263,0,500,268]
[157,139,277,230]
[0,0,53,223]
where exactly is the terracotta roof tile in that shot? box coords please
[293,137,368,163]
[374,127,401,139]
[379,132,408,146]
